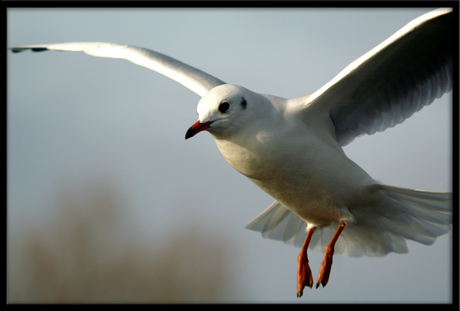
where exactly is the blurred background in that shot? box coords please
[7,8,452,303]
[8,177,242,302]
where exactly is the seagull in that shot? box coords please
[10,8,453,298]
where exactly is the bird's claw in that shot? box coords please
[296,254,313,297]
[316,246,334,288]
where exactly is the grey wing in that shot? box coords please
[9,42,226,97]
[307,8,453,146]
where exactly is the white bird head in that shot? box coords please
[185,84,256,140]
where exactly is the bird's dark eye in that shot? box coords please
[219,102,230,113]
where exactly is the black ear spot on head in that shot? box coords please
[240,97,247,109]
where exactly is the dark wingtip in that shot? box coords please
[9,48,25,53]
[9,47,48,53]
[31,47,49,52]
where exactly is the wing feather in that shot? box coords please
[9,42,225,97]
[305,8,453,145]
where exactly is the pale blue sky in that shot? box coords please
[8,8,452,303]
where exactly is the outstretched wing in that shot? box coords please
[9,42,226,97]
[306,8,453,146]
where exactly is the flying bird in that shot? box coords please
[10,8,453,298]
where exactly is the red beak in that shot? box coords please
[185,120,213,139]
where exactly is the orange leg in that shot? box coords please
[316,222,346,288]
[296,227,316,298]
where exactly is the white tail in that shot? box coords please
[246,184,452,257]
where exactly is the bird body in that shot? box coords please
[192,81,451,260]
[205,85,366,228]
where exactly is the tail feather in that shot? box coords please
[379,184,452,236]
[380,184,451,213]
[245,184,452,257]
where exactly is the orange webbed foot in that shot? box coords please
[297,252,313,297]
[296,226,316,298]
[315,222,346,289]
[316,245,334,288]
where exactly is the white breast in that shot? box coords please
[214,119,374,227]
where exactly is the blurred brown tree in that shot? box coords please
[8,177,241,303]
